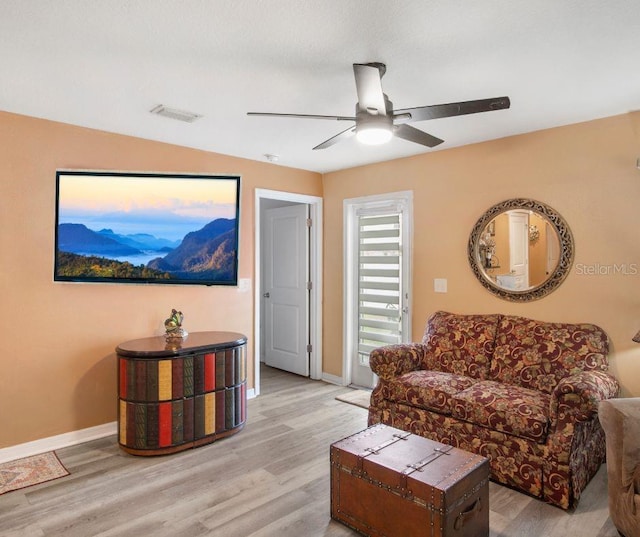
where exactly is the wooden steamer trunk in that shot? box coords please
[330,425,489,537]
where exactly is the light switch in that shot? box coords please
[434,278,448,293]
[238,278,251,292]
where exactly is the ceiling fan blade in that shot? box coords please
[396,96,510,123]
[247,112,355,121]
[394,124,444,148]
[353,63,387,115]
[313,126,356,150]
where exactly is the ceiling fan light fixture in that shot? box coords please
[248,62,510,151]
[356,125,393,145]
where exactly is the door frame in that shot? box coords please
[254,188,323,396]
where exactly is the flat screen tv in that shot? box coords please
[54,170,240,286]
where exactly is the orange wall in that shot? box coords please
[529,212,548,287]
[323,113,640,397]
[493,212,510,276]
[3,109,639,449]
[0,111,322,448]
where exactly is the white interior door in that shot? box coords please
[264,204,310,376]
[508,210,530,287]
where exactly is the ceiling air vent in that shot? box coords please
[150,105,202,123]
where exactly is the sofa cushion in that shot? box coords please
[451,381,551,443]
[421,311,501,380]
[489,315,610,394]
[386,370,477,415]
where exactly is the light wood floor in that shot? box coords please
[0,366,619,537]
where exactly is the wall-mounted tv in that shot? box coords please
[54,170,240,286]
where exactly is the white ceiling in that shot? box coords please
[1,1,640,173]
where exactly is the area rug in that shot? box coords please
[335,389,371,410]
[0,452,69,495]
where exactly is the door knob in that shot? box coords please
[263,292,270,298]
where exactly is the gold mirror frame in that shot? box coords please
[468,198,574,302]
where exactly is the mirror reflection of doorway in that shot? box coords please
[488,210,561,292]
[508,210,529,288]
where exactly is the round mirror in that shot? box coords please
[468,199,574,302]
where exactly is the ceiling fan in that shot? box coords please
[247,62,510,150]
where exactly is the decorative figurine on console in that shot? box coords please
[164,308,188,341]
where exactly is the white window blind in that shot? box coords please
[357,212,402,362]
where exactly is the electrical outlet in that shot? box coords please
[434,278,448,293]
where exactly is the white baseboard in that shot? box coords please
[0,422,117,464]
[0,388,273,464]
[322,372,345,386]
[1,389,260,464]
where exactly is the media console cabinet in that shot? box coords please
[116,331,247,456]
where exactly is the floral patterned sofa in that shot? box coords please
[368,311,619,509]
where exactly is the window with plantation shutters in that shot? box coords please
[357,213,402,362]
[344,191,412,388]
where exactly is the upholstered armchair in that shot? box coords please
[599,398,640,537]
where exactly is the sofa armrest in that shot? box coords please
[369,343,427,380]
[550,370,620,424]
